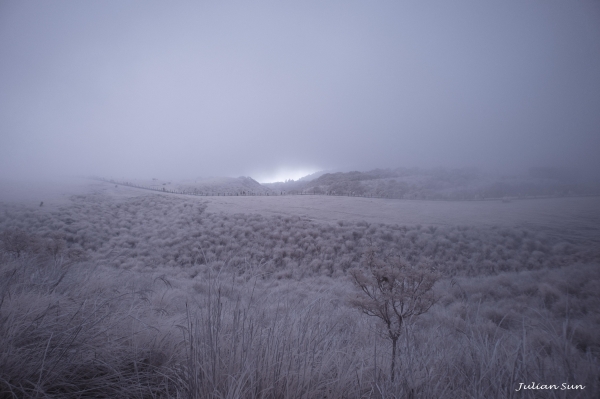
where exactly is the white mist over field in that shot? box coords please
[1,1,600,181]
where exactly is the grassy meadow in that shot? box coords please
[0,180,598,398]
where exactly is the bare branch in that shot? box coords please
[348,247,439,382]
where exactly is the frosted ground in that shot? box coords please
[6,177,597,234]
[204,191,600,238]
[1,177,599,398]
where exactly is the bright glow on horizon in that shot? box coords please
[255,167,320,184]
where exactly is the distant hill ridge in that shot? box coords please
[96,167,600,200]
[95,176,275,196]
[264,167,600,200]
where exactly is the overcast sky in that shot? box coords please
[1,1,599,182]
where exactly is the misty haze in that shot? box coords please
[1,1,599,398]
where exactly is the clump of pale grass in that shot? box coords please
[0,254,184,398]
[182,275,367,399]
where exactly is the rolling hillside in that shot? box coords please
[264,167,600,200]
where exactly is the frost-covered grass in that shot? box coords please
[1,188,599,398]
[1,191,597,278]
[0,246,371,398]
[0,252,185,398]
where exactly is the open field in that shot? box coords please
[6,178,599,236]
[203,193,600,241]
[1,179,599,398]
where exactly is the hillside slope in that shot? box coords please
[266,167,600,200]
[101,176,275,196]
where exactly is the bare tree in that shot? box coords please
[349,247,438,382]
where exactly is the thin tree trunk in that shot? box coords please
[391,337,397,382]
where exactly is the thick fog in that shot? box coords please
[1,1,599,183]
